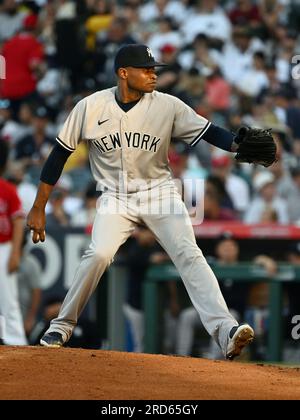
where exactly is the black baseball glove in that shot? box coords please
[234,127,277,167]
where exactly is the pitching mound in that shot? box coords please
[0,346,299,400]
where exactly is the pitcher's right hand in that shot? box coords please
[27,206,46,243]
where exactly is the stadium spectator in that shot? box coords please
[204,68,231,114]
[228,0,262,28]
[181,0,232,46]
[54,0,85,92]
[1,100,37,147]
[46,173,83,218]
[15,106,54,168]
[205,174,235,212]
[95,17,137,87]
[0,0,28,43]
[37,0,57,57]
[178,33,220,78]
[203,189,237,221]
[273,88,300,139]
[139,0,188,25]
[0,13,44,116]
[264,64,283,96]
[36,63,62,111]
[0,99,17,145]
[244,171,289,224]
[15,103,35,142]
[281,168,300,224]
[275,28,298,84]
[218,25,265,87]
[234,51,269,98]
[121,1,146,42]
[46,188,70,228]
[71,181,99,228]
[259,0,286,34]
[147,17,182,61]
[6,161,37,215]
[155,44,182,94]
[84,0,115,52]
[284,139,300,170]
[269,140,293,188]
[211,153,250,214]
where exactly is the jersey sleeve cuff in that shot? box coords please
[190,121,211,147]
[56,136,76,152]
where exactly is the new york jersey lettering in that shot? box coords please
[92,132,161,154]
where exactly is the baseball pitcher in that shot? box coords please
[27,44,277,359]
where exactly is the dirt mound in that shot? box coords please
[0,346,299,400]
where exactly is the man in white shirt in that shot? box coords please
[244,171,289,224]
[181,0,232,45]
[139,0,188,25]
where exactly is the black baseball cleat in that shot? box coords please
[40,332,64,348]
[0,338,4,345]
[226,324,254,360]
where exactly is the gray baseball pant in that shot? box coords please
[46,188,237,354]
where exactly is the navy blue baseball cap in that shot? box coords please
[114,44,167,73]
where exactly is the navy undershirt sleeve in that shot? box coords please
[200,123,235,152]
[40,143,72,185]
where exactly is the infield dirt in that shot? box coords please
[0,346,299,400]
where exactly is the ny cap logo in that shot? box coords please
[147,47,154,58]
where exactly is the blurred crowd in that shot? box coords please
[1,0,300,358]
[0,0,300,224]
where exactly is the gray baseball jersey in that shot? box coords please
[46,87,239,355]
[56,87,211,192]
